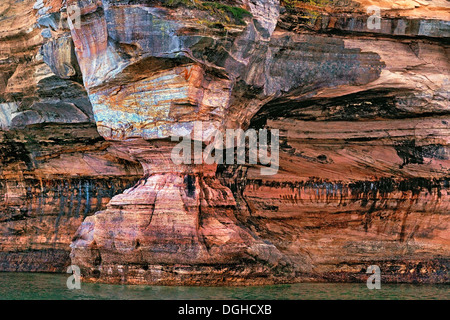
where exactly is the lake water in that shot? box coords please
[0,273,448,300]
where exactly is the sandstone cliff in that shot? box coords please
[0,0,448,284]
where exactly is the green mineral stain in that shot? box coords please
[162,0,252,25]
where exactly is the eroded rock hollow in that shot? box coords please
[0,0,449,284]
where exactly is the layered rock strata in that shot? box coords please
[0,123,141,271]
[0,0,449,284]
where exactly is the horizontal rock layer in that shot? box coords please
[0,123,141,272]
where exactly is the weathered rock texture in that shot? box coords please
[0,123,141,271]
[0,0,449,284]
[0,0,142,271]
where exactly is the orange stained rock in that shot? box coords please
[353,0,450,19]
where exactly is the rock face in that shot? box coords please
[0,123,141,272]
[0,0,141,271]
[0,0,449,284]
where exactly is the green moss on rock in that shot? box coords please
[162,0,252,25]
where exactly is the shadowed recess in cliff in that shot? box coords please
[249,88,450,128]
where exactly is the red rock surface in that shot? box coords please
[0,123,141,272]
[0,0,449,284]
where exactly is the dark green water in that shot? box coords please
[0,273,448,300]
